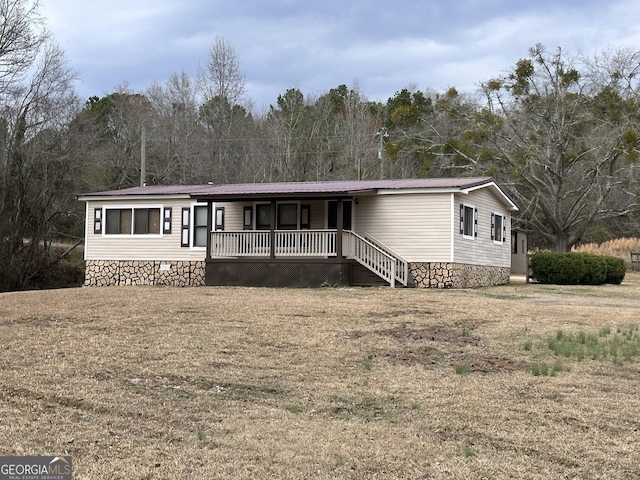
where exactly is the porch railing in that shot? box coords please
[210,230,405,287]
[211,231,270,257]
[364,233,409,286]
[275,230,336,256]
[343,231,398,287]
[210,230,337,257]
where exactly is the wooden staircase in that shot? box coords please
[350,262,391,286]
[343,231,408,287]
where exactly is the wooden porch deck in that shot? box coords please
[208,230,408,287]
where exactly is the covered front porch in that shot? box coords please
[201,197,407,288]
[207,229,407,287]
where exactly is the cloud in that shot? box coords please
[39,0,640,108]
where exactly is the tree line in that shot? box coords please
[1,0,639,290]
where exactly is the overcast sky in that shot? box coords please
[40,0,640,112]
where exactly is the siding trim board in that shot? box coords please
[450,193,455,263]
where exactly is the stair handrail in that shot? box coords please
[344,231,397,287]
[364,233,409,286]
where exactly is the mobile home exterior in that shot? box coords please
[79,177,518,288]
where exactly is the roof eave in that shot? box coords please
[191,189,378,201]
[77,193,193,202]
[460,181,518,211]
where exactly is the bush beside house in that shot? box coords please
[530,251,626,285]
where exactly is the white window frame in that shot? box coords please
[190,202,209,250]
[492,212,506,245]
[102,204,164,238]
[461,203,477,240]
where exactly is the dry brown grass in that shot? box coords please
[1,276,640,479]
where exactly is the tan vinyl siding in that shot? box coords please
[219,202,245,230]
[454,189,511,267]
[307,200,326,229]
[85,198,207,261]
[353,193,452,263]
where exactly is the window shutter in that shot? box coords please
[215,206,225,231]
[94,208,102,234]
[503,220,507,243]
[243,206,253,230]
[181,207,190,247]
[491,213,495,240]
[163,207,172,234]
[459,204,464,234]
[300,204,311,229]
[474,208,478,237]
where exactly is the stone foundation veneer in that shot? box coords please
[85,260,509,289]
[84,260,206,287]
[408,262,510,288]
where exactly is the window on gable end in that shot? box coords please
[492,213,505,244]
[461,204,475,238]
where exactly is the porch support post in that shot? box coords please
[269,199,276,259]
[336,199,343,258]
[206,200,213,261]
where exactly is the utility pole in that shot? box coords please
[377,127,389,179]
[140,126,146,187]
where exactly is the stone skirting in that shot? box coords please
[85,260,509,289]
[84,260,206,287]
[409,262,510,288]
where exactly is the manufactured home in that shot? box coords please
[78,177,518,288]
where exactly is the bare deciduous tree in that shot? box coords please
[479,45,640,251]
[0,6,80,290]
[197,36,246,105]
[147,72,204,184]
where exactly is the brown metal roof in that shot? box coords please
[192,177,496,197]
[80,178,495,198]
[78,184,212,197]
[78,177,517,210]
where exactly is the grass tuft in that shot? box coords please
[463,445,475,458]
[548,325,639,366]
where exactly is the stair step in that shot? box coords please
[351,262,390,286]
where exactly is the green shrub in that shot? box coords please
[578,253,607,285]
[530,251,586,284]
[530,251,625,285]
[604,256,626,284]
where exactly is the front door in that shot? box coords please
[327,200,353,230]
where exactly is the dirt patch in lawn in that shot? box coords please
[349,324,524,373]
